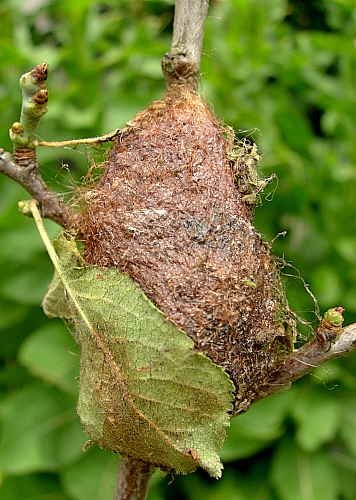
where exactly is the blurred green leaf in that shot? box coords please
[221,432,271,462]
[61,447,118,500]
[18,322,80,397]
[342,284,356,314]
[0,383,83,475]
[339,395,356,458]
[0,472,70,500]
[331,464,356,500]
[0,221,60,264]
[0,300,28,329]
[291,389,341,452]
[312,361,356,391]
[335,237,356,265]
[274,107,312,155]
[179,468,247,500]
[221,389,292,461]
[0,267,52,305]
[271,437,338,500]
[310,266,343,307]
[177,458,274,500]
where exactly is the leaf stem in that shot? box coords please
[113,458,156,500]
[38,127,128,148]
[31,201,93,339]
[30,200,64,265]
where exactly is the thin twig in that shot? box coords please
[2,63,74,228]
[38,127,128,148]
[256,321,356,402]
[0,148,73,228]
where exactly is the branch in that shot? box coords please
[113,458,156,500]
[257,308,356,401]
[0,148,72,228]
[162,0,210,88]
[0,63,77,228]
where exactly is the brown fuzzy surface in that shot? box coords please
[81,87,291,414]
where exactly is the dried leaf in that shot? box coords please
[32,205,234,478]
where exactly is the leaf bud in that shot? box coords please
[11,122,23,134]
[323,307,344,327]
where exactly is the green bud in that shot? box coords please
[18,200,32,216]
[11,122,23,134]
[10,63,49,151]
[323,307,344,327]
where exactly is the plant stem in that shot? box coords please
[38,127,127,148]
[1,63,74,228]
[113,458,156,500]
[254,320,356,403]
[0,148,73,228]
[10,63,49,159]
[162,0,210,88]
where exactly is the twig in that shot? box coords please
[2,60,126,229]
[256,309,356,401]
[1,63,76,228]
[0,148,73,228]
[10,63,49,162]
[38,127,128,148]
[162,0,210,88]
[268,323,356,389]
[113,458,156,500]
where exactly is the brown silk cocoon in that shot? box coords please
[81,87,292,414]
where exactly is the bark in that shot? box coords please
[0,148,73,228]
[162,0,210,88]
[264,321,356,397]
[113,458,156,500]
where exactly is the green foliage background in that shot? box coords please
[0,0,356,498]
